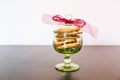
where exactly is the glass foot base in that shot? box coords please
[55,63,80,72]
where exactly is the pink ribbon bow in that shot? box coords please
[41,14,98,38]
[52,15,86,28]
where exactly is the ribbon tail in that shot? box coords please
[81,23,99,38]
[41,14,60,25]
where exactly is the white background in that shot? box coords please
[0,0,120,45]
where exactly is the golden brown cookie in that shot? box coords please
[55,38,77,45]
[55,31,82,38]
[67,31,82,35]
[56,34,80,41]
[55,34,64,38]
[55,27,80,33]
[56,42,80,49]
[56,38,65,41]
[65,38,77,43]
[54,41,64,45]
[66,34,80,38]
[56,34,80,38]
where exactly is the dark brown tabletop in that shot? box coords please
[0,45,120,80]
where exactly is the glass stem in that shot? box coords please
[64,54,71,68]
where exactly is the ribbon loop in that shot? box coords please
[52,15,62,22]
[73,19,86,28]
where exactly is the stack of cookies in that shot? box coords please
[54,27,82,49]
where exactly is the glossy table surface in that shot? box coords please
[0,45,120,80]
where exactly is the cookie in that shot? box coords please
[56,42,80,49]
[56,31,82,38]
[56,34,80,42]
[55,35,79,38]
[56,34,80,38]
[55,27,80,33]
[55,38,77,45]
[56,38,65,41]
[67,31,82,35]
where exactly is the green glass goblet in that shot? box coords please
[53,25,83,72]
